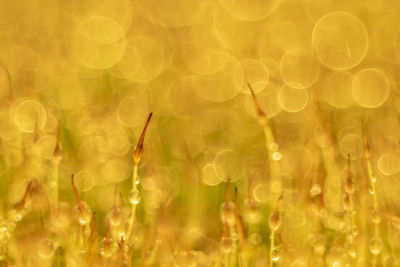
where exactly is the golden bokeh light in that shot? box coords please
[280,48,320,89]
[312,12,368,70]
[72,16,126,69]
[352,68,390,108]
[219,0,281,21]
[321,71,354,108]
[278,83,309,112]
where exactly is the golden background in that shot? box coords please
[0,0,399,266]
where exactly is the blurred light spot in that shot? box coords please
[190,55,243,102]
[278,83,309,112]
[12,99,47,133]
[240,58,269,93]
[100,158,130,183]
[137,0,207,27]
[117,97,150,128]
[201,163,221,186]
[321,71,354,108]
[339,134,363,160]
[378,154,400,176]
[72,16,126,69]
[181,42,229,75]
[280,48,320,89]
[272,152,281,161]
[111,36,166,82]
[352,68,390,108]
[75,170,95,192]
[213,149,245,182]
[312,12,368,70]
[219,0,281,21]
[37,135,57,159]
[253,183,269,203]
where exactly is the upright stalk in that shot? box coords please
[344,155,357,263]
[126,113,152,243]
[51,120,62,204]
[248,83,281,194]
[362,121,381,265]
[269,192,284,266]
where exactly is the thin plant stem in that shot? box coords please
[126,164,138,242]
[248,83,281,194]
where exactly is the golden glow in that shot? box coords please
[0,1,399,266]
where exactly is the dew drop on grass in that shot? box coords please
[100,237,114,258]
[371,210,381,224]
[8,207,26,222]
[310,184,322,197]
[108,207,122,227]
[271,246,280,262]
[38,238,55,259]
[220,236,232,254]
[269,212,280,231]
[369,237,382,255]
[73,202,92,226]
[347,243,356,258]
[220,202,236,226]
[129,189,141,205]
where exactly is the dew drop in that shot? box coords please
[269,212,280,231]
[220,202,236,226]
[271,246,280,262]
[100,237,114,258]
[38,238,55,259]
[310,184,322,197]
[72,201,92,226]
[369,237,382,255]
[371,210,381,224]
[221,236,232,254]
[108,207,122,227]
[129,189,141,205]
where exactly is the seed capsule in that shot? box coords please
[248,83,268,127]
[133,113,152,166]
[269,212,280,231]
